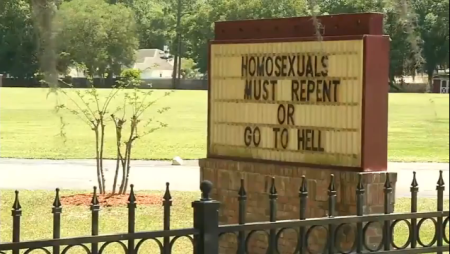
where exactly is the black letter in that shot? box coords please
[305,129,312,151]
[244,80,252,99]
[262,80,269,100]
[316,80,323,102]
[321,56,329,77]
[241,56,248,77]
[281,128,289,149]
[333,80,340,102]
[300,80,307,101]
[253,127,261,147]
[244,127,252,146]
[266,57,274,76]
[297,129,306,150]
[287,104,295,125]
[274,56,282,76]
[277,104,286,124]
[254,80,262,100]
[306,80,315,102]
[256,56,265,76]
[305,55,314,77]
[288,56,296,77]
[270,80,277,100]
[314,56,321,77]
[317,130,325,152]
[311,130,318,151]
[281,55,288,76]
[291,80,300,101]
[249,57,256,76]
[297,55,306,77]
[273,127,280,148]
[323,80,331,102]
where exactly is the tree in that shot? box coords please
[130,0,169,50]
[53,69,171,195]
[55,0,139,79]
[111,69,171,194]
[180,58,201,78]
[0,0,40,78]
[413,0,449,87]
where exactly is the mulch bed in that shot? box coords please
[60,193,162,207]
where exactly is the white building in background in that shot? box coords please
[132,49,174,79]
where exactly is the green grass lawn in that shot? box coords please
[0,87,207,160]
[0,88,448,162]
[0,190,448,253]
[388,93,449,162]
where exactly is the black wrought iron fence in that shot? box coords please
[0,171,448,254]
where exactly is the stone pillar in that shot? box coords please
[200,158,397,253]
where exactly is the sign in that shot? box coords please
[208,40,365,167]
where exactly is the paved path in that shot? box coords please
[0,159,448,198]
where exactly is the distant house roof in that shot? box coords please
[434,73,449,78]
[133,49,174,72]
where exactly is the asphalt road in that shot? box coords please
[0,158,448,198]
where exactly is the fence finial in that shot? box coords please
[411,172,419,191]
[238,178,247,198]
[12,190,21,210]
[200,180,213,201]
[437,170,445,189]
[384,173,392,190]
[328,174,336,193]
[300,175,308,194]
[269,177,277,197]
[91,186,100,206]
[163,182,172,202]
[53,188,62,208]
[128,184,136,204]
[299,175,308,221]
[357,173,365,193]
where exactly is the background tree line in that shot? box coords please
[0,0,448,87]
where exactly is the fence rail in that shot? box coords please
[0,171,448,254]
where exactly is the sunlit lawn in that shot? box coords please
[0,88,207,160]
[0,190,448,253]
[0,88,448,162]
[388,93,449,162]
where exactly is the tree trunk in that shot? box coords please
[94,126,104,194]
[112,153,121,195]
[112,116,124,195]
[118,146,128,194]
[99,118,106,194]
[106,70,114,87]
[171,0,182,89]
[427,69,434,93]
[119,119,136,194]
[122,140,133,194]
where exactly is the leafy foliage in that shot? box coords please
[55,0,139,78]
[1,0,448,82]
[0,0,39,78]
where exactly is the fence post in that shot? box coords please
[356,174,365,254]
[11,191,22,254]
[127,185,137,254]
[383,174,393,251]
[436,170,445,254]
[192,180,220,254]
[52,188,62,254]
[90,187,100,254]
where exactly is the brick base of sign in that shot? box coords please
[199,158,398,254]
